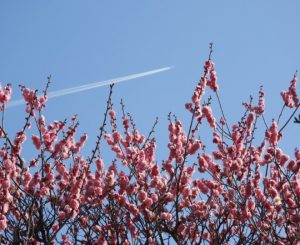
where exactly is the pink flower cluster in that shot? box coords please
[204,60,218,92]
[243,88,265,115]
[22,87,48,113]
[0,84,12,110]
[186,59,219,128]
[281,75,299,108]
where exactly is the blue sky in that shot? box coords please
[1,1,299,160]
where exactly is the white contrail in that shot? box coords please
[8,67,171,108]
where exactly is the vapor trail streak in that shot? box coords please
[8,67,171,108]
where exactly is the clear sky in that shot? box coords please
[1,1,299,160]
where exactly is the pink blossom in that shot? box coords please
[14,131,27,145]
[287,160,296,172]
[112,131,122,143]
[52,224,59,232]
[123,117,130,131]
[109,109,116,118]
[266,120,279,145]
[188,141,202,155]
[197,180,209,194]
[204,60,215,74]
[118,172,129,189]
[138,190,147,202]
[129,224,137,238]
[3,158,13,173]
[106,172,115,187]
[279,154,289,166]
[2,178,10,189]
[150,165,159,177]
[39,95,48,105]
[59,211,65,221]
[247,198,256,211]
[143,197,153,208]
[39,187,49,196]
[0,215,7,230]
[164,192,175,202]
[190,76,207,113]
[32,135,42,150]
[70,199,79,210]
[79,134,88,145]
[198,156,208,172]
[0,84,12,105]
[160,212,173,221]
[202,105,216,128]
[286,198,296,207]
[280,75,299,108]
[207,70,219,92]
[56,164,67,176]
[257,89,265,114]
[246,112,255,131]
[150,193,158,202]
[95,158,104,171]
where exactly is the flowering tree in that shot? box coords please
[0,47,299,244]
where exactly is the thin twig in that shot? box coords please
[279,103,300,133]
[215,91,231,137]
[277,104,286,125]
[208,42,213,60]
[88,84,114,165]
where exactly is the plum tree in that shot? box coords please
[0,47,299,244]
